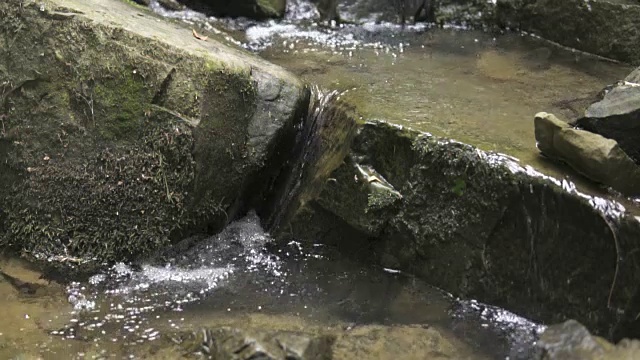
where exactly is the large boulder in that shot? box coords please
[494,0,640,65]
[575,81,640,165]
[534,112,640,195]
[0,0,307,266]
[283,120,640,339]
[177,0,287,19]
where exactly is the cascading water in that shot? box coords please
[260,86,358,232]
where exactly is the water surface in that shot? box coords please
[0,213,543,359]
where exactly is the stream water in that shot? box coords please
[150,0,640,212]
[0,213,543,359]
[1,1,637,359]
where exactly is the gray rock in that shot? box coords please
[537,320,609,360]
[576,83,640,165]
[535,112,640,195]
[0,0,306,266]
[285,120,640,339]
[167,322,480,360]
[534,111,571,159]
[537,320,640,360]
[173,327,334,359]
[494,0,640,65]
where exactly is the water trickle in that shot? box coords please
[260,86,359,232]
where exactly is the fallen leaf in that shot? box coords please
[192,29,208,41]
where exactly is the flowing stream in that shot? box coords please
[149,0,639,211]
[0,0,637,358]
[0,212,543,359]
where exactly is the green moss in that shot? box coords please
[92,73,148,141]
[190,69,257,209]
[0,0,251,267]
[451,178,466,196]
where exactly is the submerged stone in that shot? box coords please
[171,326,334,359]
[0,0,307,269]
[165,321,482,359]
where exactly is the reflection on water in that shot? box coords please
[0,213,544,359]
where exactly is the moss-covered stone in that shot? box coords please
[0,0,307,270]
[284,120,640,339]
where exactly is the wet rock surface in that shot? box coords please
[494,0,640,64]
[285,120,640,339]
[534,112,640,196]
[576,80,640,166]
[0,0,307,267]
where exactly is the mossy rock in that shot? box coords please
[0,0,307,269]
[285,120,640,339]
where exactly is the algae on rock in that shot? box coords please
[0,0,307,268]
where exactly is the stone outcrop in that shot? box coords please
[493,0,640,65]
[283,120,640,339]
[534,112,640,196]
[0,0,307,267]
[575,79,640,165]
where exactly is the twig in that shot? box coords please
[0,114,6,137]
[158,153,173,204]
[76,85,94,124]
[606,216,621,309]
[149,104,198,127]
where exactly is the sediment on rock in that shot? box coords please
[0,0,307,269]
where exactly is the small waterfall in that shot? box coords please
[259,86,359,233]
